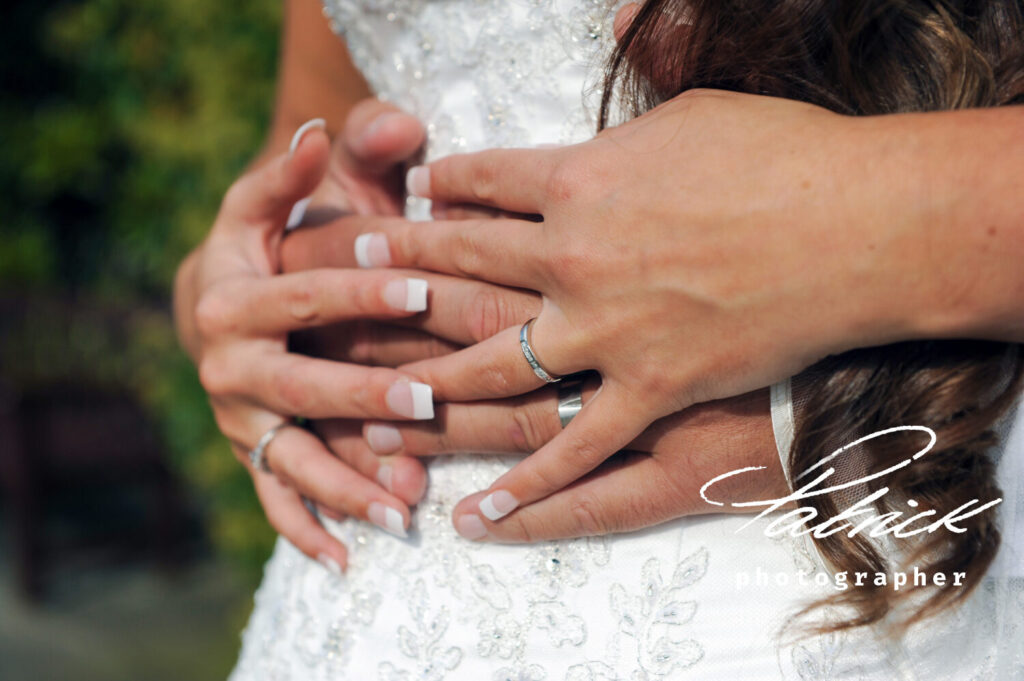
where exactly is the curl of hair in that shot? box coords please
[602,0,1024,634]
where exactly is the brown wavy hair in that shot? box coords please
[602,0,1024,633]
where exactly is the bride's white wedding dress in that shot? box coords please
[229,2,1024,679]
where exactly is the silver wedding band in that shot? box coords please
[519,318,561,384]
[557,378,584,428]
[249,421,292,474]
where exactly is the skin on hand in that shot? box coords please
[353,380,785,542]
[346,90,945,537]
[175,100,445,570]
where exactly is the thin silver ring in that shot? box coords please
[249,421,291,474]
[557,378,584,428]
[519,318,561,384]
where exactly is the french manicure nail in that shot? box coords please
[286,196,311,230]
[382,278,428,312]
[289,118,326,157]
[386,380,434,420]
[354,232,391,268]
[317,552,345,576]
[405,165,430,198]
[368,502,408,538]
[455,514,488,540]
[479,490,519,521]
[367,424,404,455]
[376,462,394,492]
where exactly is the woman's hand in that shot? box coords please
[174,102,445,571]
[351,89,932,529]
[354,382,787,542]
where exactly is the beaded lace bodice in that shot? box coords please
[229,2,1024,679]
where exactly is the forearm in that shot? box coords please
[867,106,1024,344]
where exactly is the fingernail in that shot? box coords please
[382,278,428,312]
[354,232,391,268]
[367,424,404,455]
[286,196,311,230]
[289,118,326,157]
[412,474,428,505]
[358,111,403,149]
[386,380,434,419]
[317,552,345,576]
[405,165,430,198]
[479,490,519,521]
[376,462,394,491]
[455,514,488,540]
[368,502,408,538]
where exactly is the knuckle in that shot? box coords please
[198,355,232,396]
[451,229,487,279]
[568,431,606,467]
[478,359,517,396]
[468,156,499,204]
[545,156,590,204]
[509,400,557,453]
[542,241,592,287]
[194,286,238,338]
[467,287,517,342]
[349,367,394,415]
[568,494,609,536]
[284,273,325,324]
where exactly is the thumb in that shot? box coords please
[340,98,426,176]
[223,118,330,229]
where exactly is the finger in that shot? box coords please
[397,273,540,345]
[452,383,651,529]
[263,425,411,538]
[247,450,349,572]
[207,350,435,420]
[222,120,330,227]
[362,377,601,456]
[454,452,676,542]
[315,419,429,507]
[341,99,425,175]
[352,216,545,290]
[200,270,430,338]
[400,316,584,402]
[405,148,558,213]
[290,322,462,367]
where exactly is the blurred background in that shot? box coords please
[1,1,284,678]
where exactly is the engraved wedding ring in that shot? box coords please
[519,318,561,384]
[557,378,584,428]
[249,421,292,474]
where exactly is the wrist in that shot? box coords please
[832,107,1024,350]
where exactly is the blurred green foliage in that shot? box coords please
[0,0,285,580]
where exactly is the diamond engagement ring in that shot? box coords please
[519,318,561,383]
